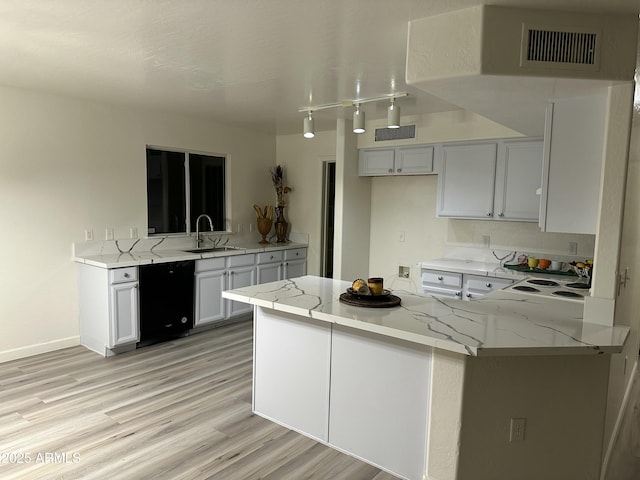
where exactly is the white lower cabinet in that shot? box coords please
[256,251,284,283]
[253,307,332,442]
[329,325,431,480]
[252,307,431,480]
[462,275,513,300]
[227,255,256,317]
[421,268,513,301]
[194,258,227,328]
[78,264,139,356]
[109,281,139,347]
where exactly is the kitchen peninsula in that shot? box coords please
[223,275,628,480]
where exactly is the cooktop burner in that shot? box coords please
[527,279,559,287]
[565,282,590,290]
[512,285,540,293]
[552,290,583,298]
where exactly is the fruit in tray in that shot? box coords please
[569,260,592,277]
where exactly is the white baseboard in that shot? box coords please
[601,359,639,480]
[0,336,80,364]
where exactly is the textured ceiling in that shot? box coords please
[0,0,637,135]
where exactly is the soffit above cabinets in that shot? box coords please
[406,5,639,136]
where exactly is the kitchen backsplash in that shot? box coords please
[73,231,309,258]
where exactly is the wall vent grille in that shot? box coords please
[521,24,600,71]
[375,125,416,141]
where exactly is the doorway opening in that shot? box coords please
[321,161,336,278]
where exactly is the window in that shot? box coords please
[146,147,226,235]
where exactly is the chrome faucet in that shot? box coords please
[195,214,214,247]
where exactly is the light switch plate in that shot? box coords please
[105,228,114,240]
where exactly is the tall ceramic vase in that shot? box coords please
[274,206,288,243]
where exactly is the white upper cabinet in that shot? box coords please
[437,139,543,221]
[495,140,544,221]
[539,93,606,234]
[437,142,497,219]
[359,146,434,176]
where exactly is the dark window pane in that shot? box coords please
[146,149,186,234]
[189,154,225,231]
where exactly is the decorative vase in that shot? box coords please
[256,217,272,244]
[274,206,288,243]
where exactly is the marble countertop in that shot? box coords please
[420,258,576,280]
[222,275,628,357]
[73,241,308,268]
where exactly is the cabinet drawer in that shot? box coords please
[257,250,284,264]
[227,253,255,268]
[421,270,462,288]
[109,267,138,284]
[195,257,226,273]
[422,285,461,299]
[465,275,512,293]
[284,248,307,261]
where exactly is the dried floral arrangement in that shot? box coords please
[271,165,292,206]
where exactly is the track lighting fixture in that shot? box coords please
[387,98,400,129]
[299,93,407,138]
[303,111,315,139]
[353,104,365,134]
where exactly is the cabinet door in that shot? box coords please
[194,269,227,327]
[253,307,332,442]
[227,266,256,317]
[329,325,431,480]
[109,282,139,347]
[283,259,306,279]
[437,143,497,218]
[257,262,282,284]
[396,146,434,175]
[358,149,395,176]
[540,94,606,234]
[494,140,543,221]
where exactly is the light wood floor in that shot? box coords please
[0,321,400,480]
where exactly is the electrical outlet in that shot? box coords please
[398,231,405,242]
[129,227,138,238]
[510,417,526,442]
[105,228,114,241]
[399,265,410,278]
[569,242,578,255]
[84,229,94,241]
[482,235,490,248]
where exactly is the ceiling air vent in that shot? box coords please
[375,125,416,141]
[520,24,601,72]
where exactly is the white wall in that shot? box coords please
[276,130,336,276]
[0,84,275,362]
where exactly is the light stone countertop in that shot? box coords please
[222,275,628,357]
[419,258,577,280]
[73,241,308,268]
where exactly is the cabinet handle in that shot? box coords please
[388,168,393,173]
[230,271,234,275]
[486,282,492,288]
[498,212,504,217]
[296,252,299,256]
[270,255,274,260]
[455,291,461,297]
[466,293,472,298]
[285,262,289,266]
[124,273,130,278]
[223,272,227,275]
[397,168,402,173]
[486,212,492,217]
[437,276,443,281]
[134,284,138,289]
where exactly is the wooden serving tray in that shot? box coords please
[339,291,401,308]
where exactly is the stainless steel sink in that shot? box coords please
[181,247,237,253]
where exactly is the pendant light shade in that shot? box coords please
[387,98,400,129]
[303,111,315,138]
[353,104,365,134]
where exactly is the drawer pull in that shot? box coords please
[397,168,402,173]
[388,168,393,173]
[486,283,491,288]
[455,291,461,297]
[486,212,492,217]
[124,273,130,278]
[437,276,443,281]
[466,293,472,298]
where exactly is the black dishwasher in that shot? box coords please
[138,261,195,345]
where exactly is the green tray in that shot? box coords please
[503,263,577,277]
